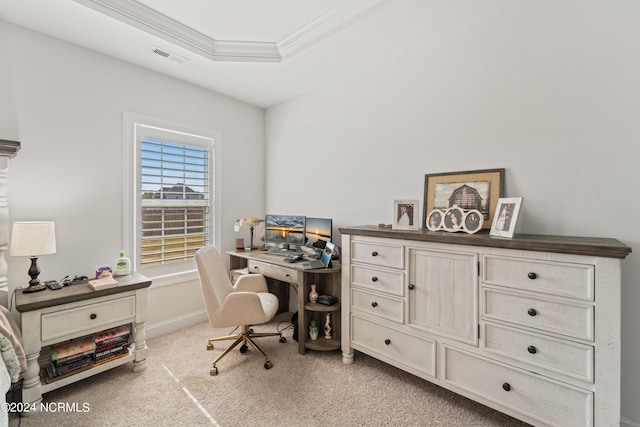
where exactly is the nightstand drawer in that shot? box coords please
[483,289,594,341]
[444,345,592,427]
[351,315,435,378]
[484,323,594,382]
[351,240,404,269]
[483,255,594,301]
[42,296,136,342]
[351,288,403,324]
[351,265,404,296]
[248,260,297,284]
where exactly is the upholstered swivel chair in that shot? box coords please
[195,246,285,375]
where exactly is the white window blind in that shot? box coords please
[139,138,211,267]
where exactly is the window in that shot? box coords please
[124,113,217,283]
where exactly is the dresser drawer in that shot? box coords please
[444,345,593,427]
[351,288,403,324]
[351,265,404,296]
[248,260,297,284]
[483,289,594,341]
[42,296,136,342]
[351,240,404,269]
[484,323,594,382]
[483,255,594,300]
[352,315,435,378]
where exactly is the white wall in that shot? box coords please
[0,21,265,336]
[265,1,640,423]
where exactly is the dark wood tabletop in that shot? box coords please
[15,272,152,312]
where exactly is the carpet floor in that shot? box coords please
[7,313,529,426]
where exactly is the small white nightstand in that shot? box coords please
[15,273,151,411]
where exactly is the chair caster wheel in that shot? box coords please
[264,361,273,370]
[240,344,248,354]
[207,343,214,351]
[210,367,218,376]
[279,337,286,343]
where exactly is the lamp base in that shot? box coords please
[24,257,46,292]
[23,284,46,293]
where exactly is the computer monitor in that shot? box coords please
[305,217,332,249]
[264,215,306,248]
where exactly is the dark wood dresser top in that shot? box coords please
[338,225,632,259]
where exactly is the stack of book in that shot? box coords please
[46,336,95,383]
[44,324,133,383]
[93,324,131,366]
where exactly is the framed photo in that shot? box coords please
[393,200,419,230]
[426,209,444,231]
[443,206,464,232]
[423,168,504,230]
[490,197,523,238]
[463,210,483,234]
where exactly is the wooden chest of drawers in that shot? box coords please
[340,226,630,427]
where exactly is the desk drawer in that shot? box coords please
[42,296,136,342]
[248,260,297,284]
[444,345,593,427]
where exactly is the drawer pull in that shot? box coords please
[90,313,97,320]
[371,302,378,308]
[528,272,537,280]
[371,276,378,282]
[527,308,537,316]
[408,284,415,290]
[253,266,259,270]
[384,339,391,345]
[527,345,537,354]
[502,383,511,392]
[285,274,290,278]
[371,251,378,257]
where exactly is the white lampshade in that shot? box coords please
[9,221,57,257]
[240,217,261,226]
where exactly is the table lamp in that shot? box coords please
[239,217,261,249]
[9,221,57,293]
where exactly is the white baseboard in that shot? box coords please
[145,310,208,340]
[622,415,640,427]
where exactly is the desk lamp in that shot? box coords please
[239,217,261,250]
[9,221,57,293]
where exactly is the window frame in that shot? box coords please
[123,112,221,287]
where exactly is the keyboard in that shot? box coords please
[267,249,303,258]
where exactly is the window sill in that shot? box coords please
[145,269,199,288]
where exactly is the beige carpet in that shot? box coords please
[8,313,529,426]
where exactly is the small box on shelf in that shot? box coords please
[316,294,338,306]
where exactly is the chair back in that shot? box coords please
[195,246,233,327]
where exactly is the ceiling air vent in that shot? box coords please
[150,46,187,64]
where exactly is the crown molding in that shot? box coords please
[72,0,387,63]
[278,0,388,59]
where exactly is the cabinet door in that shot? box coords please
[408,248,478,345]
